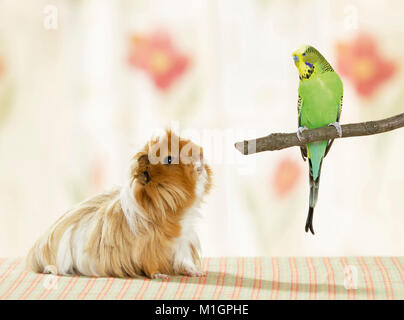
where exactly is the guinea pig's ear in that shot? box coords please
[137,154,150,167]
[131,152,149,176]
[133,153,151,185]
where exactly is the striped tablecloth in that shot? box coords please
[0,257,403,300]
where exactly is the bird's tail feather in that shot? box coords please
[306,157,323,235]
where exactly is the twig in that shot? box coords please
[234,112,404,155]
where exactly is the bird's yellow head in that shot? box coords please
[292,45,326,80]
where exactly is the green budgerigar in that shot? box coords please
[292,45,343,235]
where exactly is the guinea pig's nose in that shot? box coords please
[140,171,150,184]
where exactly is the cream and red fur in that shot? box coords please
[26,131,212,279]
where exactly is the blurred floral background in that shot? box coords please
[0,0,403,258]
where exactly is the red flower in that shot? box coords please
[128,30,190,91]
[272,158,301,198]
[336,34,397,98]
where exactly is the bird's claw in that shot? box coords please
[329,122,342,138]
[297,126,308,142]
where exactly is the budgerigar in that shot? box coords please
[292,45,343,235]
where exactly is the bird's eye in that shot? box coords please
[302,53,306,57]
[164,156,172,165]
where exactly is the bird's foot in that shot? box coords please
[329,122,342,138]
[297,126,308,142]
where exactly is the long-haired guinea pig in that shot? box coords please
[26,130,212,279]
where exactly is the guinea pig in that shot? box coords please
[26,130,212,279]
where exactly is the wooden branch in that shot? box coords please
[234,112,404,155]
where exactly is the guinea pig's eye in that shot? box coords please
[163,155,172,165]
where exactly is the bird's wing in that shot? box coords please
[324,95,343,157]
[297,95,307,161]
